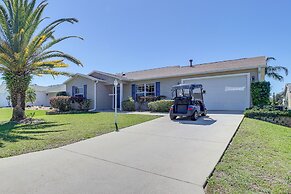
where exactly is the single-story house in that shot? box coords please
[64,56,267,111]
[0,82,66,107]
[283,83,291,110]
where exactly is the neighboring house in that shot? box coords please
[0,82,66,107]
[64,56,267,111]
[283,83,291,110]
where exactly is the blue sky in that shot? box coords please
[32,0,291,93]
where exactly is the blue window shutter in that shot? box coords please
[156,82,161,96]
[131,84,136,100]
[84,85,87,99]
[72,86,75,97]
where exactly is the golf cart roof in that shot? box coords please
[172,84,203,91]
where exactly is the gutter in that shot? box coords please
[127,66,266,82]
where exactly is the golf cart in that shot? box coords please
[170,84,207,121]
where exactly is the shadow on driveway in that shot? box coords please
[173,116,217,126]
[207,110,243,115]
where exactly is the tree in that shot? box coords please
[265,57,288,81]
[26,87,36,106]
[0,0,83,121]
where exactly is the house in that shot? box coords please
[64,56,267,111]
[283,84,291,110]
[0,82,66,107]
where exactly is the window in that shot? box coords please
[74,86,84,97]
[136,83,155,99]
[146,83,155,96]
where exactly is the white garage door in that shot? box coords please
[182,74,250,111]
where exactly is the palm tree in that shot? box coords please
[26,87,36,106]
[265,57,288,81]
[0,0,83,121]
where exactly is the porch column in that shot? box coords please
[90,80,98,112]
[120,82,123,111]
[258,65,265,82]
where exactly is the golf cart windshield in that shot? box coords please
[173,88,190,97]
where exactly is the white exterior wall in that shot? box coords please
[26,91,48,107]
[0,87,62,107]
[26,92,59,107]
[96,83,112,110]
[123,69,259,101]
[0,91,10,107]
[287,87,291,110]
[66,76,95,109]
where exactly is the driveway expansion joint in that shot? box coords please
[59,147,203,188]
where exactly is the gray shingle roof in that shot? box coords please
[117,56,266,81]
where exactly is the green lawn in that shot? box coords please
[206,118,291,193]
[0,108,159,158]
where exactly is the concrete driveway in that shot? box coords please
[0,112,244,194]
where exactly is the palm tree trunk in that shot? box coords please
[11,92,25,122]
[4,73,31,122]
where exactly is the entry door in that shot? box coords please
[113,86,120,109]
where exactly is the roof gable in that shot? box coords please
[63,73,100,84]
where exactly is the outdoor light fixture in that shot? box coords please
[114,79,119,132]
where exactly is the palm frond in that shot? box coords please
[0,0,83,81]
[265,57,289,82]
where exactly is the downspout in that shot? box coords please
[89,80,98,112]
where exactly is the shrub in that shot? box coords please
[251,81,271,107]
[122,97,135,111]
[148,100,174,112]
[244,108,291,118]
[50,96,72,112]
[78,99,91,111]
[71,96,91,111]
[56,91,68,96]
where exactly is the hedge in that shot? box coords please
[50,96,91,112]
[244,108,291,118]
[148,100,174,112]
[71,96,91,111]
[251,81,271,107]
[50,96,71,112]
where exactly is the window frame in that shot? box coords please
[136,83,156,98]
[74,86,84,97]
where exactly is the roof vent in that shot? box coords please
[189,59,193,67]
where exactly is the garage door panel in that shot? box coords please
[183,75,249,111]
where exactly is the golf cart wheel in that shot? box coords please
[191,111,199,121]
[170,115,177,120]
[201,110,207,116]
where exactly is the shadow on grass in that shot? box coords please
[0,121,68,145]
[48,111,100,116]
